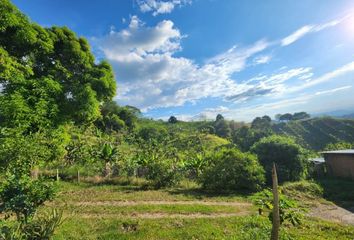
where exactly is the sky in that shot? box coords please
[12,0,354,121]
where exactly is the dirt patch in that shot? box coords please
[308,203,354,225]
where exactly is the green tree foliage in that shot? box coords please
[137,125,168,141]
[134,137,182,188]
[216,114,224,121]
[232,126,272,152]
[272,117,354,150]
[199,148,265,192]
[279,113,293,121]
[292,112,310,121]
[214,114,231,138]
[0,174,56,223]
[168,116,178,124]
[0,3,116,237]
[251,115,272,130]
[0,0,116,132]
[324,141,353,151]
[0,128,69,174]
[251,135,307,183]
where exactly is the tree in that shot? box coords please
[279,113,293,122]
[232,126,272,151]
[251,135,307,183]
[216,114,224,122]
[199,148,265,192]
[214,119,231,138]
[251,115,272,130]
[292,112,310,121]
[168,116,178,124]
[275,114,282,122]
[97,101,138,131]
[0,0,116,131]
[324,141,353,151]
[0,3,116,237]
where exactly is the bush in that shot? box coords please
[324,141,353,151]
[281,180,323,198]
[0,209,62,240]
[251,135,307,184]
[145,158,182,189]
[253,189,304,226]
[199,148,265,192]
[0,174,56,223]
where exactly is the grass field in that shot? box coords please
[45,180,354,240]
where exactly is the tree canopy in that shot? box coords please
[0,0,116,132]
[251,135,307,183]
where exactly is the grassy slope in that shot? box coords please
[49,181,354,240]
[272,117,354,150]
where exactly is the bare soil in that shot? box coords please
[309,203,354,225]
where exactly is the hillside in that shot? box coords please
[272,117,354,150]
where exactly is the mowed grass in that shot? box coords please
[49,181,354,240]
[54,181,248,202]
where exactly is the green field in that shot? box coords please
[46,180,354,240]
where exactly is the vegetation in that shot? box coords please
[252,135,308,183]
[1,1,354,239]
[272,117,354,150]
[199,148,265,192]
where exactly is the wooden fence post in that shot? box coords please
[77,170,80,183]
[56,169,59,182]
[271,162,280,240]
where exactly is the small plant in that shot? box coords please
[254,189,304,226]
[0,209,63,240]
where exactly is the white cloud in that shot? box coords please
[289,61,354,93]
[281,25,314,46]
[101,16,182,62]
[315,85,352,95]
[281,18,343,46]
[97,14,353,114]
[137,0,191,16]
[99,16,272,111]
[253,55,272,64]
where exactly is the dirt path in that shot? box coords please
[309,203,354,225]
[74,211,252,219]
[59,200,252,207]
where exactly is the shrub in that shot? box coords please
[324,141,353,151]
[251,135,307,184]
[145,158,182,188]
[281,180,323,198]
[0,174,56,223]
[199,148,265,192]
[253,189,304,226]
[0,209,62,240]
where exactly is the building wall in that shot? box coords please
[324,154,354,180]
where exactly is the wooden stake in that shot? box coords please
[271,163,280,240]
[56,169,59,182]
[77,170,80,183]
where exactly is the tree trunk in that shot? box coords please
[271,163,280,240]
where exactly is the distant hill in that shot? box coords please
[272,117,354,150]
[340,113,354,119]
[313,109,354,118]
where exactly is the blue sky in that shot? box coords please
[13,0,354,121]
